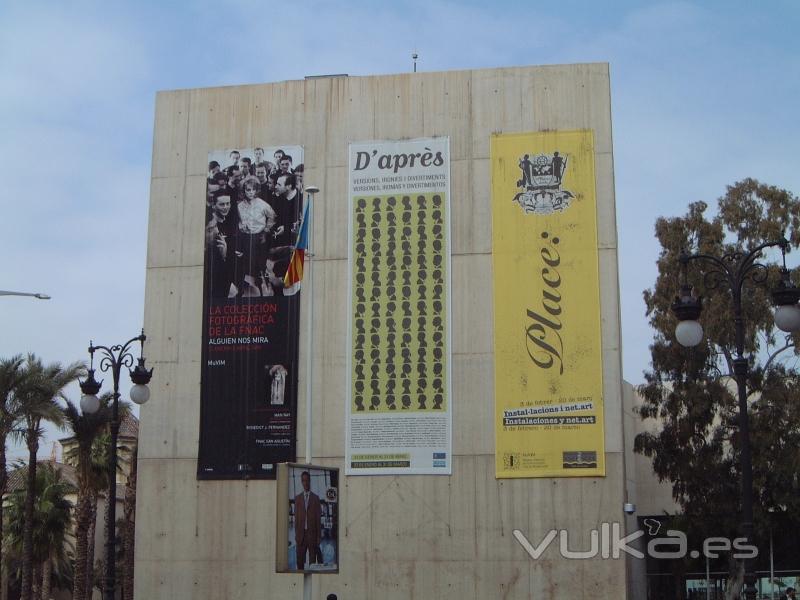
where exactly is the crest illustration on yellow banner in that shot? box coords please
[492,130,605,478]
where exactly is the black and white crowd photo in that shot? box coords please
[205,146,305,298]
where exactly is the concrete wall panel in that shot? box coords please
[450,158,492,255]
[142,267,182,364]
[596,152,618,250]
[526,65,614,155]
[310,258,348,459]
[451,253,493,355]
[599,248,624,453]
[372,75,425,143]
[180,175,209,267]
[312,165,349,260]
[418,70,472,162]
[451,354,493,456]
[470,68,524,159]
[138,360,201,460]
[297,78,333,172]
[146,176,185,268]
[175,265,204,363]
[323,76,376,168]
[151,90,189,179]
[185,86,255,177]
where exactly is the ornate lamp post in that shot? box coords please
[79,330,153,600]
[671,239,800,600]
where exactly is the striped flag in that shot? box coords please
[283,201,309,289]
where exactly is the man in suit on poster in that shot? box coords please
[294,471,322,569]
[205,193,238,298]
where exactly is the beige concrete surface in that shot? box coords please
[623,382,680,517]
[138,63,629,599]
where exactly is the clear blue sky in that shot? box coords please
[1,0,798,459]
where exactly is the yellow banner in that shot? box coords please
[492,130,605,478]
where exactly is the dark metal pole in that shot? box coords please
[679,240,791,600]
[82,332,150,600]
[104,373,120,600]
[733,316,757,600]
[736,355,757,600]
[732,276,757,600]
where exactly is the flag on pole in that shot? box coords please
[283,201,309,288]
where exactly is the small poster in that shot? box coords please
[276,463,339,573]
[346,138,452,475]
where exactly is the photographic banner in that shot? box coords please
[346,137,452,475]
[491,130,606,478]
[198,146,304,479]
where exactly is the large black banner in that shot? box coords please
[198,145,304,479]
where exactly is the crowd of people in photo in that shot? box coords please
[205,148,305,298]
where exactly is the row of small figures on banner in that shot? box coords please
[354,244,444,262]
[354,313,445,333]
[354,195,444,213]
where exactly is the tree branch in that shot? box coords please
[763,337,795,373]
[718,343,735,377]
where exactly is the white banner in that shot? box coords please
[346,137,452,475]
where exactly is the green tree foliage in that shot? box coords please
[13,355,84,600]
[69,402,131,597]
[0,354,26,590]
[5,462,76,599]
[635,179,800,597]
[61,394,113,600]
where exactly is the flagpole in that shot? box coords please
[303,186,319,464]
[301,185,319,600]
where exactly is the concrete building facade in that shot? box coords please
[137,63,629,599]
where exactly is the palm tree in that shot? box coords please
[5,462,75,600]
[69,405,131,596]
[14,355,84,600]
[61,394,112,600]
[36,464,76,600]
[0,354,26,588]
[85,486,99,594]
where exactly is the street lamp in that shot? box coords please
[0,290,51,299]
[79,330,153,600]
[671,238,800,600]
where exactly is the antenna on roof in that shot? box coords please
[412,51,418,73]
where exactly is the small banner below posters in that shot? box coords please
[275,463,339,574]
[346,137,451,475]
[491,130,606,478]
[198,145,304,479]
